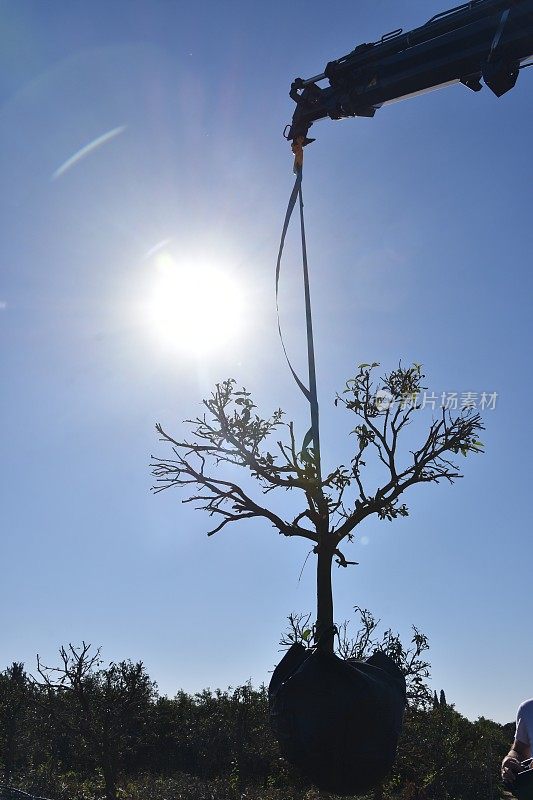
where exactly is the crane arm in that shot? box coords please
[286,0,533,144]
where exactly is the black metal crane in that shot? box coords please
[286,0,533,145]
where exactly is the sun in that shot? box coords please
[147,252,245,355]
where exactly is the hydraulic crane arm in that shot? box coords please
[286,0,533,144]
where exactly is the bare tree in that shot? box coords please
[35,644,156,800]
[152,363,484,651]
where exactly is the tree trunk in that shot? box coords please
[101,728,118,800]
[316,542,335,652]
[5,718,16,779]
[102,759,117,800]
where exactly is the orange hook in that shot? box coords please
[291,136,305,173]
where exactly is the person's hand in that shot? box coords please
[502,756,521,784]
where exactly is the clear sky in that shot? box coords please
[1,0,532,725]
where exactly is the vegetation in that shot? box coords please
[0,614,511,800]
[0,368,490,798]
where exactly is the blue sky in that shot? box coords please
[1,0,532,725]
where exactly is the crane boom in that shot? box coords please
[286,0,533,144]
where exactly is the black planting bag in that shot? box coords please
[269,644,407,796]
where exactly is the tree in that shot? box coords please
[392,705,509,800]
[152,363,484,651]
[36,643,157,800]
[0,662,29,780]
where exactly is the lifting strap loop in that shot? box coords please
[275,154,322,477]
[275,167,311,403]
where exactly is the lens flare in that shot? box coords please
[52,126,126,180]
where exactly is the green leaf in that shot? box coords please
[302,629,312,642]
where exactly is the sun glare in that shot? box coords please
[147,252,244,355]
